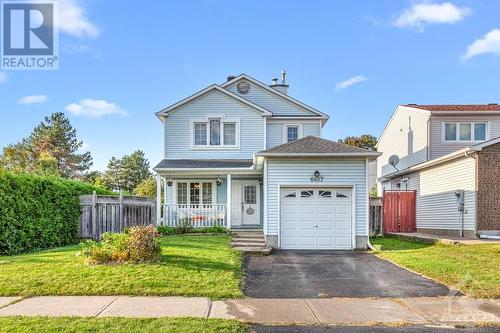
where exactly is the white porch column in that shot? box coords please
[163,177,168,205]
[226,174,232,229]
[156,175,162,225]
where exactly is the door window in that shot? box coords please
[244,185,256,204]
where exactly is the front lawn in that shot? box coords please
[371,237,500,298]
[0,317,245,333]
[0,236,243,299]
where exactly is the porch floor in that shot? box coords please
[388,232,500,245]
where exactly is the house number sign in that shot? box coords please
[311,170,324,182]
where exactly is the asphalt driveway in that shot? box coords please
[243,251,452,298]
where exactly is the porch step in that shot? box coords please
[231,246,273,255]
[231,240,266,247]
[231,232,265,238]
[231,237,265,244]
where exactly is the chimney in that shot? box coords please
[227,75,236,82]
[269,70,289,94]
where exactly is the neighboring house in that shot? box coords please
[377,104,500,238]
[153,73,380,250]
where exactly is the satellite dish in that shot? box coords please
[389,155,400,171]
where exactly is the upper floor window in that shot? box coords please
[283,124,302,143]
[443,122,488,142]
[191,116,239,149]
[287,126,298,142]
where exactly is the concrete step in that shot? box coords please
[232,246,273,255]
[231,241,266,247]
[231,233,265,239]
[231,237,265,244]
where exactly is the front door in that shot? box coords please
[231,180,260,227]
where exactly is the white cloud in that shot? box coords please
[335,75,369,91]
[394,2,470,31]
[0,72,7,84]
[65,99,128,118]
[463,29,500,60]
[58,0,99,38]
[17,94,48,105]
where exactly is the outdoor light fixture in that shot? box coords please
[167,178,173,186]
[216,178,223,186]
[314,170,320,177]
[258,178,263,185]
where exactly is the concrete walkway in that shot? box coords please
[0,296,499,325]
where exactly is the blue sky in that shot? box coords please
[1,0,499,171]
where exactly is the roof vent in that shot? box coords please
[407,103,417,106]
[227,75,236,82]
[488,103,498,105]
[271,78,278,85]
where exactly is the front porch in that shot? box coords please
[155,173,264,230]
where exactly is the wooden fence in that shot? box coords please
[369,197,382,236]
[79,191,156,240]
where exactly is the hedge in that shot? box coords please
[0,172,112,255]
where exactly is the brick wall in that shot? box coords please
[477,142,500,231]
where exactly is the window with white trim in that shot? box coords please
[176,181,213,205]
[443,122,488,142]
[192,117,239,148]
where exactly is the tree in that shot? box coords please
[133,176,157,197]
[103,150,151,192]
[0,112,92,178]
[342,134,377,151]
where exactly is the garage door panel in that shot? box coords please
[280,187,352,250]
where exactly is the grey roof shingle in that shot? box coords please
[257,136,379,155]
[154,159,254,169]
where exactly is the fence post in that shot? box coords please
[119,190,124,232]
[91,191,97,240]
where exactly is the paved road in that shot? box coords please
[244,250,452,298]
[251,325,500,333]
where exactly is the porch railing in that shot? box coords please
[160,204,227,228]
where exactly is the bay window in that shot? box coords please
[443,122,488,142]
[191,116,239,148]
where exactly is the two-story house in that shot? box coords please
[377,104,500,238]
[153,73,380,250]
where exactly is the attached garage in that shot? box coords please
[280,187,353,249]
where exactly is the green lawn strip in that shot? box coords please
[0,317,246,333]
[371,237,500,298]
[0,236,243,300]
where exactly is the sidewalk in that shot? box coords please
[0,296,499,325]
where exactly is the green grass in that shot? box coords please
[0,317,246,333]
[371,237,500,298]
[0,236,243,299]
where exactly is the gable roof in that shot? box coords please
[155,84,272,119]
[221,74,330,119]
[405,104,500,112]
[257,136,380,157]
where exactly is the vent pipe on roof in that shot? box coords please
[227,75,236,82]
[269,70,289,94]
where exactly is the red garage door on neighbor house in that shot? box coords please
[383,191,416,233]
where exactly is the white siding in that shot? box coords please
[377,106,430,181]
[225,80,319,116]
[389,156,477,231]
[266,158,368,236]
[265,119,321,148]
[165,90,265,159]
[429,115,500,160]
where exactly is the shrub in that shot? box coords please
[157,224,228,236]
[80,225,161,264]
[126,225,161,262]
[0,171,111,255]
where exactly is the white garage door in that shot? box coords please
[280,188,352,250]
